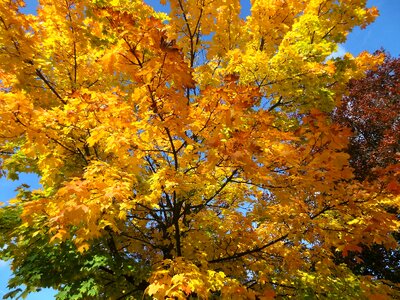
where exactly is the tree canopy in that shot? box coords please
[0,0,399,299]
[333,51,400,285]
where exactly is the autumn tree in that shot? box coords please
[333,51,400,286]
[0,0,399,299]
[334,51,400,182]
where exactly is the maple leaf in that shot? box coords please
[0,0,398,299]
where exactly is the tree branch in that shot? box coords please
[209,233,289,263]
[35,69,66,104]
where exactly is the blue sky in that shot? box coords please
[1,0,399,299]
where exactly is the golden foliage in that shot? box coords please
[0,0,398,298]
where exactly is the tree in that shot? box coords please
[334,51,400,182]
[333,52,400,286]
[0,0,398,299]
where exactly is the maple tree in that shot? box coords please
[334,51,400,182]
[333,51,400,285]
[0,0,399,299]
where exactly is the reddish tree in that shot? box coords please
[334,51,400,181]
[333,51,400,284]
